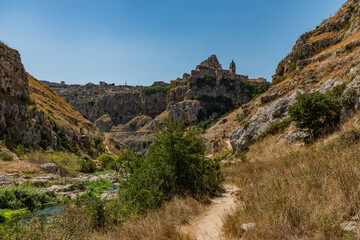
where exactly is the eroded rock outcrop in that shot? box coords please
[169,100,202,122]
[273,0,360,82]
[230,90,304,151]
[230,0,360,152]
[43,55,269,132]
[0,41,99,151]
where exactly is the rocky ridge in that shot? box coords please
[43,55,269,133]
[0,41,104,153]
[229,0,360,152]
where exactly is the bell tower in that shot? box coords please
[230,60,236,74]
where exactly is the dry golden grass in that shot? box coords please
[0,159,40,175]
[91,196,201,240]
[222,120,360,239]
[28,74,98,135]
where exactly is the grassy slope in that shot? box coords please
[28,74,97,135]
[219,1,360,239]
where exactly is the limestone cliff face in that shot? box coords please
[0,41,55,148]
[230,0,360,152]
[43,55,269,132]
[0,42,29,100]
[86,90,168,127]
[0,41,98,151]
[167,55,269,122]
[273,0,359,82]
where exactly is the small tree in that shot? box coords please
[288,92,340,141]
[119,118,221,211]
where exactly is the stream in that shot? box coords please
[31,186,119,217]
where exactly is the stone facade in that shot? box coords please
[182,55,267,84]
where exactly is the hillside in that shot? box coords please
[43,55,269,151]
[214,0,360,239]
[0,40,122,167]
[204,0,360,153]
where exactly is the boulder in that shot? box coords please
[100,192,118,200]
[40,163,59,174]
[341,221,358,232]
[241,222,256,231]
[99,173,119,183]
[30,178,51,186]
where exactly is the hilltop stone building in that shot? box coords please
[182,55,267,84]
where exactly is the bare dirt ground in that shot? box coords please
[183,185,238,240]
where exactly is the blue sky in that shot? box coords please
[0,0,345,86]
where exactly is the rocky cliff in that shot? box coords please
[0,41,101,152]
[229,0,360,152]
[43,55,269,132]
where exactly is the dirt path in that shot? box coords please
[184,185,238,240]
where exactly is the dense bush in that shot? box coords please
[288,92,340,140]
[289,62,297,72]
[0,187,55,211]
[198,119,214,129]
[242,81,269,99]
[97,154,116,169]
[117,150,142,173]
[79,158,96,173]
[141,86,170,95]
[272,75,286,85]
[93,136,105,152]
[119,118,221,211]
[0,152,13,161]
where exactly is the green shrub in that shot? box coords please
[119,118,221,211]
[114,142,121,150]
[272,75,286,85]
[243,121,250,130]
[242,81,269,99]
[97,154,116,169]
[117,150,142,174]
[340,90,356,109]
[289,62,297,72]
[0,187,55,211]
[79,158,97,173]
[326,83,346,98]
[273,110,284,119]
[344,23,351,31]
[216,149,232,161]
[88,99,96,106]
[93,136,105,152]
[205,75,216,86]
[257,118,292,141]
[81,178,113,197]
[128,121,136,129]
[288,92,340,141]
[15,144,24,156]
[198,119,214,129]
[141,86,170,95]
[336,129,360,146]
[0,152,13,161]
[93,136,103,146]
[0,209,27,223]
[234,150,247,162]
